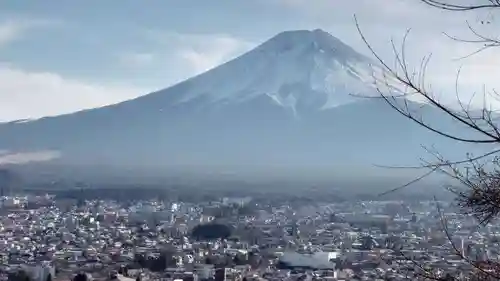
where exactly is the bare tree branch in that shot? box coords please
[355,15,500,144]
[355,1,500,278]
[422,0,500,11]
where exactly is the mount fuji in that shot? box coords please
[0,29,483,179]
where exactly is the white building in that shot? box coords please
[22,263,55,281]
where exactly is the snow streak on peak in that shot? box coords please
[257,29,364,60]
[154,29,383,115]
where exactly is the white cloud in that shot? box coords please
[0,22,253,122]
[115,32,254,88]
[0,150,61,165]
[0,65,150,122]
[0,17,150,122]
[144,30,254,74]
[176,35,252,73]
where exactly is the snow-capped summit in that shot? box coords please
[140,29,381,116]
[256,29,364,61]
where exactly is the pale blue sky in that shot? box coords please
[0,0,498,121]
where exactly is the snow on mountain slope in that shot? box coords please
[132,29,383,116]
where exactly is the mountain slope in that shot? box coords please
[0,29,485,175]
[132,29,381,113]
